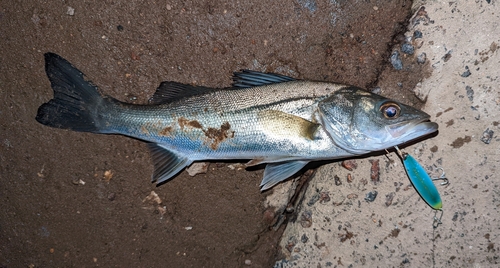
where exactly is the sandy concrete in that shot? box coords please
[276,1,500,267]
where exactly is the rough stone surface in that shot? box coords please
[277,1,500,267]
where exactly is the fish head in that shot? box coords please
[318,87,438,154]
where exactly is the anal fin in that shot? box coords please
[246,158,265,167]
[147,143,192,184]
[260,161,309,191]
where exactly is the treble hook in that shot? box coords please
[432,209,444,228]
[432,167,449,186]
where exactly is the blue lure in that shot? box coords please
[395,146,443,210]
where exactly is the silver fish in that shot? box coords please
[36,53,438,190]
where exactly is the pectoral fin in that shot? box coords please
[147,143,192,183]
[260,161,309,191]
[259,110,319,140]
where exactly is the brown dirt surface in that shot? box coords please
[0,1,418,267]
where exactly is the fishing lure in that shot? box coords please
[394,146,448,227]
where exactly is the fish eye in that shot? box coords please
[380,102,401,119]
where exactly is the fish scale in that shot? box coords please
[106,82,340,157]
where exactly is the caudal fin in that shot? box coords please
[36,53,109,133]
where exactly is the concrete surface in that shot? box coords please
[275,1,500,267]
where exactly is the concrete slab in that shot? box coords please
[276,1,500,267]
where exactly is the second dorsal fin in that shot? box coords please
[148,82,216,105]
[150,70,297,105]
[232,70,296,88]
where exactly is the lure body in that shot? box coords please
[401,153,442,210]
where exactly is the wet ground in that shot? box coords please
[1,1,421,267]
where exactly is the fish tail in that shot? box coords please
[36,53,113,133]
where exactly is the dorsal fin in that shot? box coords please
[232,70,296,88]
[148,82,215,105]
[150,70,297,104]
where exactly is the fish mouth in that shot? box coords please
[385,118,438,143]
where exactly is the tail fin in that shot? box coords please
[36,53,109,133]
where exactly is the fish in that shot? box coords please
[36,53,438,190]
